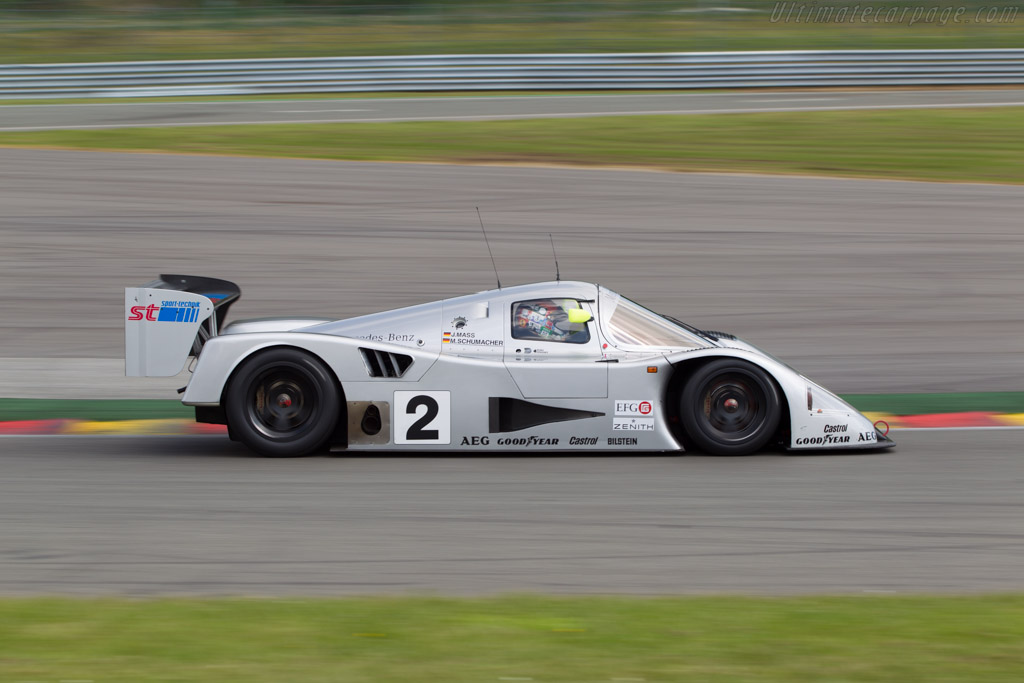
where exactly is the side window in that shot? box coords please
[511,299,591,344]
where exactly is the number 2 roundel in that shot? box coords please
[394,391,451,445]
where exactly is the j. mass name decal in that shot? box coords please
[443,331,503,346]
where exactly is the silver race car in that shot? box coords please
[126,274,893,457]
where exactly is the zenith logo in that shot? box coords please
[128,305,201,323]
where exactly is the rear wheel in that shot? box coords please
[225,348,340,457]
[680,359,781,456]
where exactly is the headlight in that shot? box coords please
[805,380,856,414]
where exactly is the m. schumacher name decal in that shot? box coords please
[442,331,503,346]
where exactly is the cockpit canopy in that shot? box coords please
[512,298,592,344]
[598,287,707,350]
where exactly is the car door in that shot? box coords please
[503,296,607,398]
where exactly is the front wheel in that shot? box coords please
[679,359,782,456]
[225,348,340,457]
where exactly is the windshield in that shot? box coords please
[599,289,706,349]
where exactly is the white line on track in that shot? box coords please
[745,97,840,103]
[4,100,1024,131]
[271,108,368,113]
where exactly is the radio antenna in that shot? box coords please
[476,206,501,290]
[548,233,561,283]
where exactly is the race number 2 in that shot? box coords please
[394,391,451,445]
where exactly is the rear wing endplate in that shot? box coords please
[125,274,240,377]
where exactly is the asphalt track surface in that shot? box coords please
[2,149,1023,397]
[2,88,1024,131]
[0,429,1020,595]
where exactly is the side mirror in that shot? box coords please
[566,308,593,324]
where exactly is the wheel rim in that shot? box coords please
[246,364,319,439]
[699,373,768,442]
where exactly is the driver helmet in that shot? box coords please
[521,300,567,340]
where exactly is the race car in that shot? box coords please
[126,274,893,457]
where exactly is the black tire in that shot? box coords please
[225,348,340,457]
[680,359,782,456]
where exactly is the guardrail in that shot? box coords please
[2,50,1024,99]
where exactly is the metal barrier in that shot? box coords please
[2,50,1024,99]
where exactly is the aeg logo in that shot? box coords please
[614,399,654,417]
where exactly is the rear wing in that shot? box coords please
[125,274,240,377]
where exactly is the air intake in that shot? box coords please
[359,348,413,378]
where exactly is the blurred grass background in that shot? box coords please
[1,595,1023,682]
[1,0,1023,64]
[2,107,1022,183]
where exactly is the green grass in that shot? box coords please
[844,392,1024,415]
[2,107,1024,184]
[3,393,1022,422]
[0,595,1022,682]
[2,6,1023,65]
[0,398,192,422]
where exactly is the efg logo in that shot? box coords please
[615,399,654,417]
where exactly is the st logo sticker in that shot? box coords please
[394,391,451,445]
